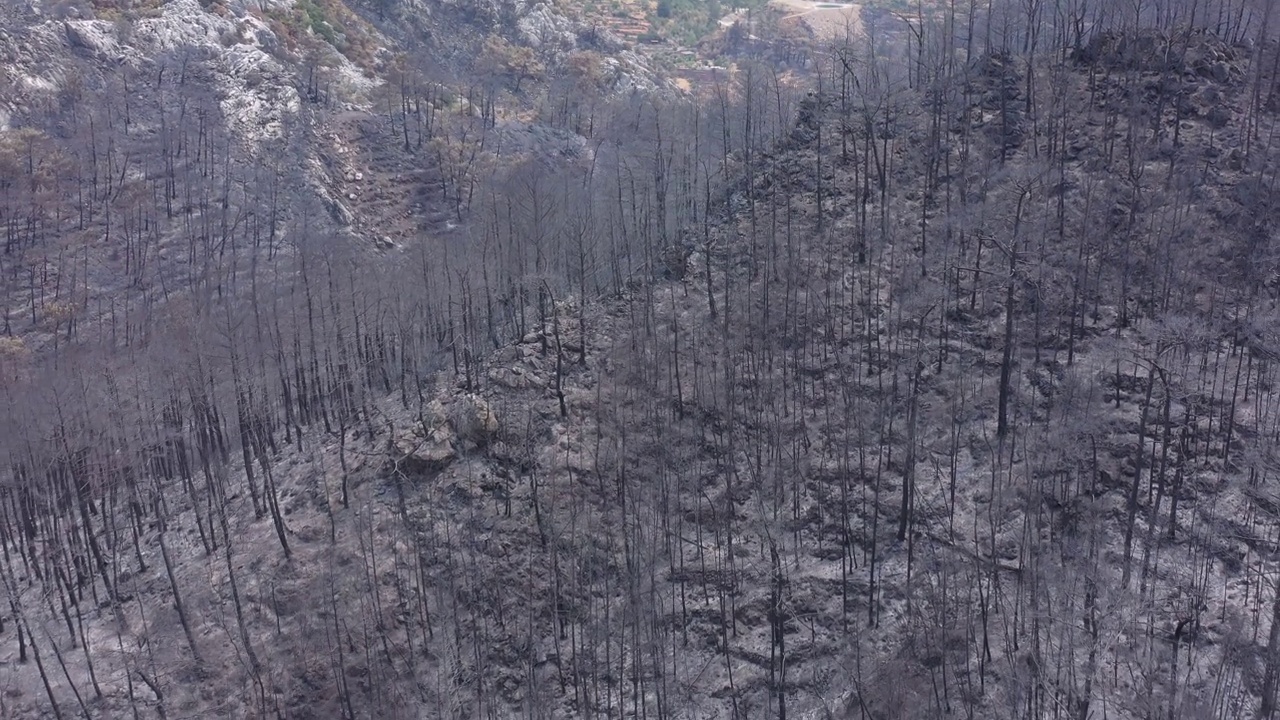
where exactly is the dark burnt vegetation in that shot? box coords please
[4,0,1280,719]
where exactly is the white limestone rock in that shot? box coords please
[517,4,575,50]
[63,19,118,59]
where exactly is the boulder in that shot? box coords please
[449,394,500,449]
[64,20,118,58]
[321,189,354,225]
[488,366,545,390]
[393,400,457,474]
[1207,61,1230,84]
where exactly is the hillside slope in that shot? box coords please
[4,2,1280,719]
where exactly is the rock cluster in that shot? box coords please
[449,393,501,449]
[63,19,121,60]
[393,394,501,476]
[517,3,576,50]
[394,399,458,472]
[1075,28,1246,83]
[10,0,303,151]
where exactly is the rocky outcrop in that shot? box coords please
[320,187,355,226]
[7,0,307,152]
[133,0,234,52]
[394,399,458,474]
[497,1,666,94]
[517,3,576,50]
[449,394,500,449]
[1075,28,1246,83]
[63,19,119,59]
[488,365,546,390]
[391,393,501,478]
[136,0,302,148]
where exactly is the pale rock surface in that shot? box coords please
[63,19,119,59]
[136,0,300,148]
[488,365,546,390]
[517,3,576,50]
[394,399,457,470]
[449,394,501,448]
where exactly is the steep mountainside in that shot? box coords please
[0,0,661,349]
[4,1,1280,719]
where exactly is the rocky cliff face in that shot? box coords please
[8,0,303,146]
